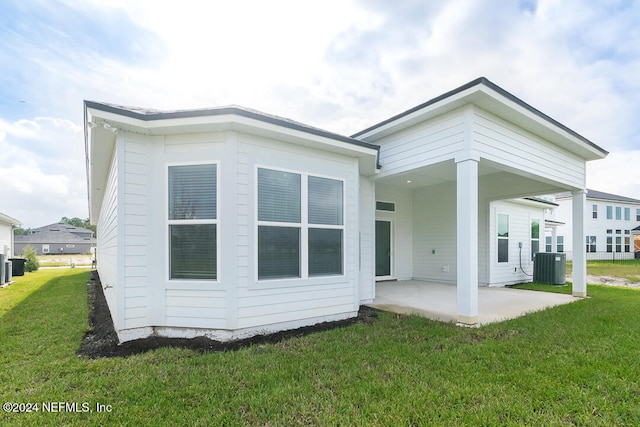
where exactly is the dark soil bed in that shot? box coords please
[78,271,379,358]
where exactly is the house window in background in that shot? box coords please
[585,236,596,253]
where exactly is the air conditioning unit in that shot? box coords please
[5,261,12,284]
[0,254,5,286]
[533,252,566,285]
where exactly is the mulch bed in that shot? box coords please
[78,271,378,358]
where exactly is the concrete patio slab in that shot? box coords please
[369,280,579,325]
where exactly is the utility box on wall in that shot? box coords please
[533,252,566,285]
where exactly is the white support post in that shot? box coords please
[572,190,587,297]
[456,156,479,325]
[551,227,558,252]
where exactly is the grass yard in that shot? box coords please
[2,270,640,425]
[566,259,640,282]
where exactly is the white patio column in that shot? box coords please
[456,155,479,325]
[572,189,587,297]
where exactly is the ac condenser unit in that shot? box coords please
[0,254,5,286]
[533,252,566,285]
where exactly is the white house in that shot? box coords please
[1,212,21,285]
[0,212,21,259]
[85,77,608,343]
[553,189,640,260]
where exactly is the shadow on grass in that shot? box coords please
[0,269,91,358]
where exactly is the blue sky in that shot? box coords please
[1,0,639,227]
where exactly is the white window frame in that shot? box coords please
[165,161,220,283]
[255,165,345,285]
[530,217,540,262]
[497,213,509,263]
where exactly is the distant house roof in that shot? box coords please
[0,212,21,227]
[557,189,640,204]
[14,222,95,245]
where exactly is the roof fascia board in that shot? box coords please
[353,77,608,161]
[0,213,21,227]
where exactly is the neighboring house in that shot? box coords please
[553,189,640,260]
[14,222,96,255]
[0,212,21,258]
[85,77,608,343]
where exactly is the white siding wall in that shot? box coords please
[358,176,375,303]
[412,182,458,283]
[473,108,585,189]
[375,110,465,178]
[489,200,544,286]
[122,135,150,328]
[96,145,119,328]
[159,132,228,329]
[102,128,368,341]
[0,223,12,258]
[375,183,413,280]
[235,133,360,329]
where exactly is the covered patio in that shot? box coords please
[354,78,608,325]
[370,281,578,325]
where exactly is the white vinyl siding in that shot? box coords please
[238,133,359,330]
[374,110,465,179]
[0,223,12,257]
[473,108,585,189]
[96,145,119,326]
[122,136,150,328]
[412,182,456,283]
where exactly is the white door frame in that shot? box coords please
[375,219,394,281]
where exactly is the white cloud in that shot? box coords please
[1,0,640,226]
[587,151,640,200]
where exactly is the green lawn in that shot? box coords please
[566,259,640,283]
[2,270,640,425]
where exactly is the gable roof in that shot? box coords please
[15,222,95,245]
[586,189,640,204]
[352,77,608,161]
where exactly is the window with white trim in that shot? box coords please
[592,204,598,219]
[586,236,596,253]
[497,213,509,263]
[624,207,630,221]
[168,164,217,280]
[257,168,344,280]
[616,206,622,220]
[531,218,540,261]
[606,205,613,219]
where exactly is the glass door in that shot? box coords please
[375,220,392,279]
